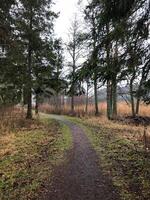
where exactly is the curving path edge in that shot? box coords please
[42,115,120,200]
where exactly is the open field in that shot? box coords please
[0,108,72,200]
[39,102,150,117]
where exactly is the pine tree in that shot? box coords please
[14,0,57,118]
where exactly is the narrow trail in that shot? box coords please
[42,115,120,200]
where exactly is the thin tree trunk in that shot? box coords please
[112,77,117,119]
[35,93,39,115]
[130,79,135,117]
[26,9,33,119]
[85,81,89,114]
[62,95,65,106]
[136,98,140,115]
[71,61,75,113]
[56,94,61,114]
[107,80,112,119]
[135,64,149,115]
[106,23,113,120]
[26,46,32,119]
[112,41,118,119]
[55,94,59,113]
[94,74,99,116]
[71,96,74,113]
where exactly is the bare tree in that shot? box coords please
[66,15,84,113]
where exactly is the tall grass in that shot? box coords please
[39,102,150,117]
[0,106,25,135]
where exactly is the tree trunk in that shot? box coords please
[71,96,74,113]
[26,9,33,119]
[135,64,149,115]
[94,74,99,116]
[71,60,75,114]
[112,41,118,119]
[55,94,59,113]
[136,98,140,115]
[106,23,113,120]
[26,46,32,119]
[85,80,89,114]
[107,80,112,120]
[112,77,117,119]
[130,79,135,117]
[35,93,39,115]
[62,95,65,107]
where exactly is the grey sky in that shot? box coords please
[53,0,87,41]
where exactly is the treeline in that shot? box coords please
[67,0,150,119]
[0,0,65,119]
[0,0,150,120]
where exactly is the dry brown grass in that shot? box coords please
[83,115,150,141]
[40,101,150,148]
[0,106,25,135]
[0,134,16,158]
[0,110,72,200]
[70,116,150,200]
[39,101,150,117]
[0,106,41,159]
[70,114,149,143]
[117,102,150,116]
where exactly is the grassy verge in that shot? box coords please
[0,114,72,200]
[66,116,150,200]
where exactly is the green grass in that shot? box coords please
[0,115,72,200]
[66,116,150,200]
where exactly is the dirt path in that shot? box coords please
[42,115,120,200]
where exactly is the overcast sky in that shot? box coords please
[53,0,87,41]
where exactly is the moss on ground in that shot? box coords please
[0,115,72,200]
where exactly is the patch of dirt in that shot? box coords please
[114,116,150,126]
[125,116,150,126]
[41,116,120,200]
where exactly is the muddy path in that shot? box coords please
[42,115,120,200]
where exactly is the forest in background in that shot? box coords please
[0,0,150,121]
